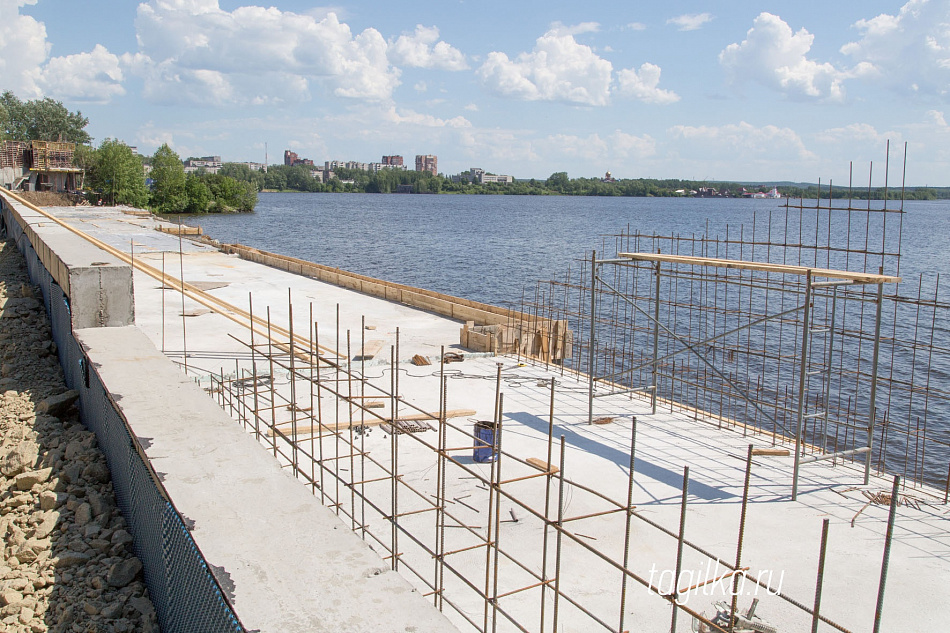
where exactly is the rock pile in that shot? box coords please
[0,237,159,633]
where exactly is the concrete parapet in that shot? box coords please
[74,325,459,633]
[223,243,573,362]
[1,193,134,328]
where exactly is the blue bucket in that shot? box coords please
[473,421,497,463]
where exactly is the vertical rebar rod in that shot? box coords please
[249,294,260,443]
[873,475,900,633]
[434,346,446,608]
[315,322,325,505]
[730,444,754,632]
[821,287,838,453]
[811,518,830,633]
[266,307,277,458]
[491,393,505,633]
[310,304,316,497]
[161,252,166,353]
[551,436,566,633]
[865,276,886,486]
[389,344,398,571]
[793,272,813,501]
[178,219,187,374]
[652,261,661,415]
[618,416,637,633]
[540,379,555,633]
[437,374,449,610]
[670,465,689,632]
[588,251,597,425]
[347,329,355,531]
[288,290,298,471]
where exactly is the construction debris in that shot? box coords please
[442,352,464,364]
[526,457,559,474]
[592,416,615,425]
[411,354,431,366]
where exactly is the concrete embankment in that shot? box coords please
[0,191,460,633]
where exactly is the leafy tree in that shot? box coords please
[88,139,148,207]
[149,144,187,213]
[0,91,90,143]
[184,174,212,213]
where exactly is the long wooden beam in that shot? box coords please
[616,252,901,284]
[268,409,477,436]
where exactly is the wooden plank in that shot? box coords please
[353,339,385,361]
[526,457,559,474]
[751,448,791,457]
[269,408,477,436]
[617,252,901,284]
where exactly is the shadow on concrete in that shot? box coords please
[506,411,736,501]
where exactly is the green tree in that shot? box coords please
[184,174,212,213]
[88,139,148,207]
[0,91,90,143]
[149,144,187,213]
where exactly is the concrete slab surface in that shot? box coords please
[41,206,950,632]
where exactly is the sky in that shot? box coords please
[2,0,950,185]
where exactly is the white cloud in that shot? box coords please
[815,123,900,145]
[667,13,713,32]
[414,81,427,92]
[477,28,613,106]
[720,12,850,101]
[610,131,656,159]
[39,45,125,103]
[0,0,51,97]
[625,22,647,31]
[616,63,679,104]
[464,103,479,111]
[841,0,950,98]
[927,109,948,128]
[381,106,471,129]
[389,25,468,71]
[130,1,401,104]
[548,21,600,36]
[669,121,815,161]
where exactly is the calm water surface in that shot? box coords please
[183,193,950,307]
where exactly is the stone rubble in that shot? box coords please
[0,237,159,633]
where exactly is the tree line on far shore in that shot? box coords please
[3,90,946,208]
[222,164,948,200]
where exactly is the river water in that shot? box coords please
[181,193,950,487]
[181,193,950,307]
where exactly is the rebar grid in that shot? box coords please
[518,157,949,496]
[203,294,864,633]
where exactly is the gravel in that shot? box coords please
[0,236,159,633]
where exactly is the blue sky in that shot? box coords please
[3,0,949,185]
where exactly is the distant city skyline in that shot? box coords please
[3,1,949,185]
